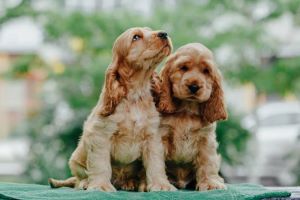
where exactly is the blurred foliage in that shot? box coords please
[228,57,300,96]
[217,114,250,165]
[0,0,35,25]
[1,0,300,184]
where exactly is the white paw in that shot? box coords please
[147,181,177,191]
[196,178,226,191]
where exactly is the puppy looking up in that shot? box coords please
[153,43,227,191]
[49,27,176,192]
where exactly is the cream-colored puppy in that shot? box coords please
[153,43,227,191]
[49,27,176,192]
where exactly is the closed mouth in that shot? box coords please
[145,44,170,61]
[161,43,170,52]
[159,44,171,55]
[187,96,196,99]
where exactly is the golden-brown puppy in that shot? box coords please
[153,43,227,191]
[49,27,176,192]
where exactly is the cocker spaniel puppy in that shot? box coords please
[49,27,176,192]
[153,43,228,191]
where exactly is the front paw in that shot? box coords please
[76,179,88,190]
[196,178,226,191]
[120,179,136,191]
[147,181,177,191]
[87,182,117,192]
[138,181,147,192]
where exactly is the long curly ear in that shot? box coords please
[98,58,127,117]
[150,72,161,107]
[199,70,228,124]
[158,60,176,113]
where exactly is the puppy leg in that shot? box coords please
[67,162,88,189]
[138,180,147,192]
[69,139,88,172]
[48,177,77,188]
[142,133,177,191]
[137,168,147,192]
[49,142,88,189]
[194,133,226,191]
[68,159,87,181]
[85,135,116,192]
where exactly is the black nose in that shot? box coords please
[157,32,168,40]
[188,84,200,94]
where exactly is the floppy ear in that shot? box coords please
[199,70,228,124]
[150,72,162,107]
[98,58,127,117]
[158,60,177,113]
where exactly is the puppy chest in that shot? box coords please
[129,106,150,131]
[170,131,199,163]
[120,101,159,135]
[109,90,159,164]
[111,135,142,164]
[162,118,201,163]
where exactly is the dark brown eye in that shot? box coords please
[180,65,188,72]
[132,35,141,41]
[203,68,210,74]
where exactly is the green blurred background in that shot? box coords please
[0,0,299,186]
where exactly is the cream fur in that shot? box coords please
[153,43,228,191]
[49,27,176,192]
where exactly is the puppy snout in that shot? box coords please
[157,31,168,40]
[188,84,200,94]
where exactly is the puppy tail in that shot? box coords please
[48,177,77,188]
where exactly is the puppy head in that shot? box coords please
[159,43,227,124]
[112,27,172,69]
[99,27,172,117]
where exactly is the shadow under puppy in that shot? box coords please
[49,27,176,192]
[152,43,228,191]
